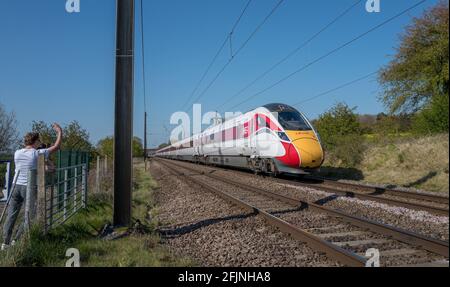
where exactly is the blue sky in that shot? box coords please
[0,0,440,147]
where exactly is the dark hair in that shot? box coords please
[24,132,40,146]
[39,143,49,149]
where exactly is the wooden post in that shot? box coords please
[48,177,54,232]
[37,155,46,224]
[104,156,108,175]
[24,170,36,235]
[144,111,147,171]
[96,156,100,193]
[5,162,10,199]
[114,0,134,227]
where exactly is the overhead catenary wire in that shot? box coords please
[227,0,428,111]
[215,0,363,112]
[179,0,254,111]
[185,0,286,112]
[291,71,378,107]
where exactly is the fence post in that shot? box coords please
[82,164,87,208]
[74,167,78,211]
[96,156,100,193]
[37,155,46,225]
[63,170,68,222]
[4,162,11,200]
[104,156,108,175]
[47,175,55,233]
[24,169,37,236]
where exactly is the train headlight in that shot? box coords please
[277,132,290,142]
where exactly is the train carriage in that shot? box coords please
[156,103,324,175]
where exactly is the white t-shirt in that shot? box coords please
[13,148,50,186]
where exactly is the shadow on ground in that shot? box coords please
[158,212,257,238]
[315,166,364,181]
[404,171,438,188]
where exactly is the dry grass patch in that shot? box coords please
[360,133,449,192]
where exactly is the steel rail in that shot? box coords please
[158,159,367,267]
[159,159,449,258]
[162,158,448,215]
[286,180,449,216]
[304,176,449,205]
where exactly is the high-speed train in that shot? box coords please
[156,103,324,175]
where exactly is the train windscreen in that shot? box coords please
[264,103,312,131]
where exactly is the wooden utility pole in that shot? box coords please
[113,0,134,227]
[144,111,147,170]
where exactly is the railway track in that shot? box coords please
[292,176,450,216]
[154,157,448,216]
[156,158,449,267]
[306,176,449,204]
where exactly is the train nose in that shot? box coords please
[285,131,324,169]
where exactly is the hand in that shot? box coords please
[52,123,62,133]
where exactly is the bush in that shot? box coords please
[413,95,449,134]
[315,103,362,149]
[326,134,367,168]
[315,103,366,167]
[373,113,413,135]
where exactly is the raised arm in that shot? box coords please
[48,123,63,154]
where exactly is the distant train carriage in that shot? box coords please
[156,103,324,175]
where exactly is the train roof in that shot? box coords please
[263,103,299,113]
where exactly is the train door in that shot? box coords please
[250,114,260,157]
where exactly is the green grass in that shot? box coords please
[0,163,194,267]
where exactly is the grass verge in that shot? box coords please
[318,133,449,193]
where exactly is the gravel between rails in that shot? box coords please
[150,160,341,267]
[312,181,449,209]
[165,160,449,242]
[329,178,450,198]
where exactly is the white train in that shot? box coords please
[156,103,324,175]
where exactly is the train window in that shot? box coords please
[277,132,290,141]
[257,115,268,129]
[279,111,311,131]
[210,133,214,141]
[264,104,311,131]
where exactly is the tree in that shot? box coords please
[315,103,365,167]
[97,136,114,159]
[97,136,144,158]
[315,102,362,147]
[378,1,449,119]
[0,104,19,152]
[158,142,170,149]
[63,121,93,151]
[132,137,144,158]
[31,120,94,152]
[373,113,413,135]
[413,93,449,133]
